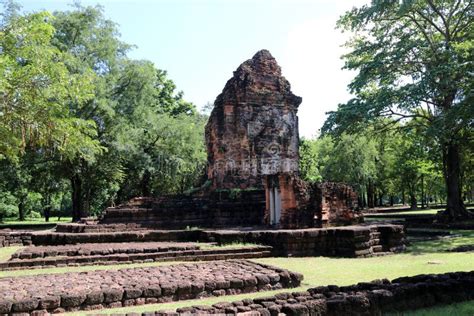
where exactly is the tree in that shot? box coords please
[299,134,378,208]
[324,0,473,220]
[50,4,129,220]
[299,138,324,182]
[0,2,207,222]
[0,10,100,161]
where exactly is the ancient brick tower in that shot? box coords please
[101,50,361,229]
[205,50,302,190]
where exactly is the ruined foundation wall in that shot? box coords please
[315,182,362,227]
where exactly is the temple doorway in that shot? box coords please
[267,175,281,226]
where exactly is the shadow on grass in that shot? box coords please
[387,300,474,316]
[406,230,474,255]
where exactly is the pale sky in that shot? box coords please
[20,0,369,138]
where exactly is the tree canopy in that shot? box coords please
[0,2,207,221]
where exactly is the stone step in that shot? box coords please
[372,245,384,253]
[370,232,381,238]
[370,251,393,257]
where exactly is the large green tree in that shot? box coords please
[50,4,206,219]
[1,3,207,221]
[324,0,473,219]
[50,4,129,220]
[0,10,99,161]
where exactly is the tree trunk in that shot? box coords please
[44,206,51,222]
[390,195,394,206]
[43,194,51,222]
[410,194,417,210]
[83,187,91,218]
[71,174,84,222]
[367,180,374,208]
[443,143,468,219]
[421,174,425,208]
[18,198,25,221]
[141,170,151,197]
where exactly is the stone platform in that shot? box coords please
[0,260,302,314]
[11,242,199,259]
[0,224,406,258]
[104,270,474,316]
[0,242,272,270]
[0,230,33,247]
[206,224,406,257]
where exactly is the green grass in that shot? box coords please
[407,230,474,254]
[0,217,72,225]
[63,231,474,316]
[0,246,23,263]
[367,209,439,216]
[62,252,474,315]
[388,301,474,315]
[364,217,401,222]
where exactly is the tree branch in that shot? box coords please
[406,14,439,57]
[451,0,473,37]
[427,0,450,37]
[414,9,447,37]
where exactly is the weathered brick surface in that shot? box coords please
[207,224,406,257]
[1,224,405,258]
[11,242,199,259]
[98,190,266,229]
[105,271,474,316]
[205,49,301,190]
[0,230,32,247]
[315,182,363,227]
[0,260,302,314]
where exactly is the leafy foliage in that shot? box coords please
[323,0,473,218]
[0,2,207,220]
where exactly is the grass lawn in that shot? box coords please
[388,301,474,315]
[60,251,474,315]
[407,230,474,254]
[0,217,73,225]
[0,246,22,263]
[366,209,439,216]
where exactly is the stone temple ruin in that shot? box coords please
[0,51,405,261]
[101,49,362,229]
